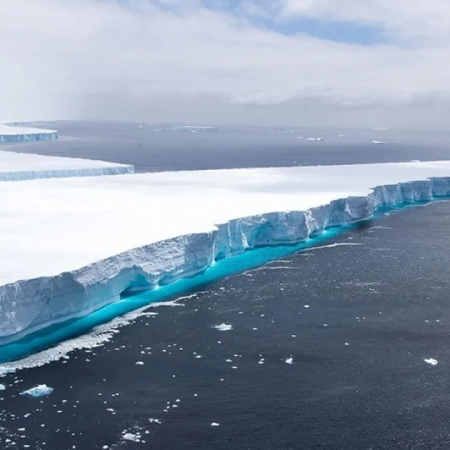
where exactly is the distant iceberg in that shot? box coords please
[0,150,134,181]
[0,124,58,143]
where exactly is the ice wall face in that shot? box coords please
[1,176,450,343]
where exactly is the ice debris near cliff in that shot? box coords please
[1,160,450,342]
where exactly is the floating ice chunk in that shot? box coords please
[0,384,5,390]
[306,137,324,141]
[285,357,293,365]
[424,358,438,366]
[0,367,16,376]
[122,433,141,442]
[135,361,144,365]
[21,384,53,397]
[211,422,220,427]
[214,323,233,331]
[372,140,387,145]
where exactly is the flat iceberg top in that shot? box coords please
[1,160,450,285]
[0,150,131,174]
[0,124,57,136]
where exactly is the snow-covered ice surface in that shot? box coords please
[2,161,450,343]
[0,124,57,143]
[0,150,134,181]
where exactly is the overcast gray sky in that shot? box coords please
[2,0,450,129]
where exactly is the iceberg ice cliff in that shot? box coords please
[1,161,450,344]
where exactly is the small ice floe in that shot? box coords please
[0,384,5,390]
[211,422,220,427]
[135,361,145,366]
[424,358,438,366]
[149,418,162,424]
[306,137,324,141]
[21,384,53,398]
[122,432,141,442]
[214,323,233,331]
[345,342,350,346]
[338,134,345,138]
[303,305,310,308]
[371,140,387,145]
[285,357,294,365]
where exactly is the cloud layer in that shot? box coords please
[2,0,450,128]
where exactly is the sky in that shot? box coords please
[2,0,450,129]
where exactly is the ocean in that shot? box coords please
[0,123,450,449]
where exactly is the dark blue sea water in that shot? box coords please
[2,121,450,172]
[1,123,450,449]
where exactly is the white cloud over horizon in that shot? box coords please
[2,0,450,129]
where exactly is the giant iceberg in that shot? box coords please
[1,160,450,347]
[0,124,58,143]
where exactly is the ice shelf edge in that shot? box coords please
[0,165,135,182]
[0,176,449,343]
